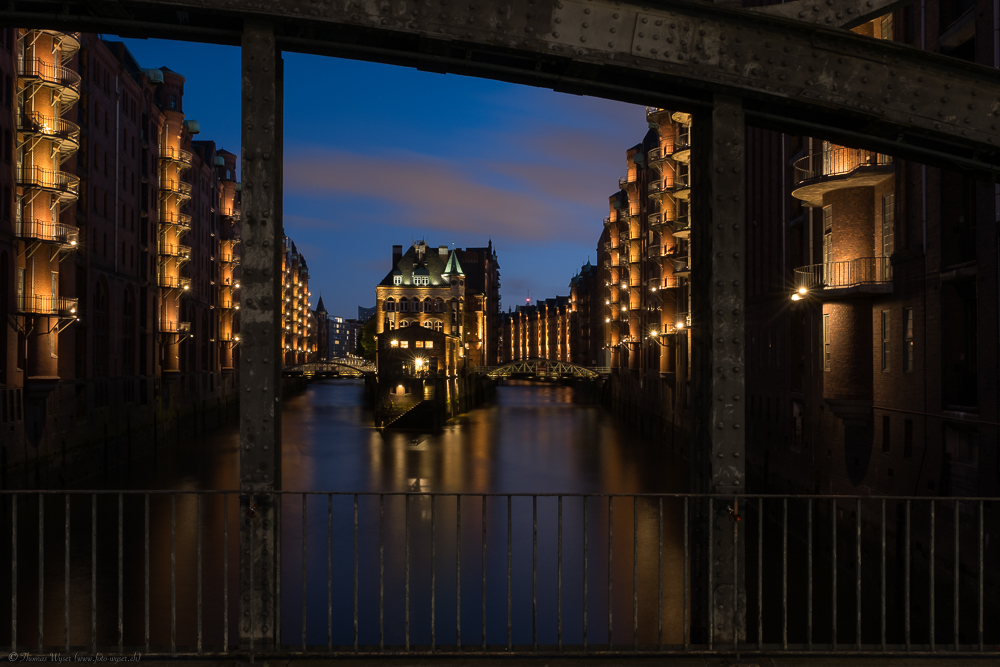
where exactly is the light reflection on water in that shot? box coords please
[1,380,690,650]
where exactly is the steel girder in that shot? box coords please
[488,359,600,378]
[4,0,1000,175]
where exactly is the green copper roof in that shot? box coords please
[442,250,465,277]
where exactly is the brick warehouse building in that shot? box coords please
[518,6,998,498]
[0,32,314,488]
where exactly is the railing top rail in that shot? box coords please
[9,489,994,500]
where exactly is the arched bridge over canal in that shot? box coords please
[475,359,609,379]
[283,356,377,376]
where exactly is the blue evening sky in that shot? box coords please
[113,37,646,318]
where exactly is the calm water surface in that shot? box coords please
[3,380,692,651]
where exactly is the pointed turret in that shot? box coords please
[315,295,327,314]
[442,250,465,278]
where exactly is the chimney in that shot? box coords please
[392,245,402,265]
[439,245,448,256]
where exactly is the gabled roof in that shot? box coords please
[378,243,452,287]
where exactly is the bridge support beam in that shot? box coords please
[238,21,284,650]
[689,94,746,646]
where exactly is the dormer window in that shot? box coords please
[393,275,402,286]
[415,276,430,286]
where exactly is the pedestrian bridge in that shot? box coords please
[474,359,609,379]
[284,357,377,376]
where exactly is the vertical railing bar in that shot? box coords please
[683,496,689,650]
[658,497,663,651]
[506,495,512,653]
[336,493,340,652]
[275,493,281,649]
[608,496,613,651]
[431,495,437,653]
[633,497,638,651]
[807,498,812,650]
[456,495,462,650]
[379,494,384,652]
[249,496,254,653]
[831,498,836,651]
[930,499,935,652]
[584,495,589,652]
[783,498,788,651]
[953,500,959,652]
[302,493,308,652]
[881,498,886,652]
[223,494,229,653]
[196,494,202,654]
[405,494,410,652]
[532,495,538,651]
[708,497,713,652]
[856,498,861,651]
[92,493,97,654]
[759,498,764,650]
[11,494,16,654]
[979,500,984,653]
[38,495,44,652]
[558,496,563,652]
[481,495,487,652]
[145,493,150,652]
[905,499,910,652]
[171,494,176,653]
[65,494,70,653]
[350,494,356,653]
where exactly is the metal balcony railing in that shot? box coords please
[793,147,892,184]
[15,219,79,246]
[15,294,77,316]
[220,252,239,264]
[794,257,892,290]
[647,146,669,166]
[158,274,192,290]
[603,216,613,227]
[17,57,81,93]
[618,174,637,189]
[159,244,192,259]
[159,211,192,230]
[15,165,80,196]
[647,245,663,259]
[672,220,691,239]
[159,146,194,166]
[159,320,191,333]
[160,179,193,197]
[16,111,80,153]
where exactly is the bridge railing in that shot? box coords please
[2,490,996,658]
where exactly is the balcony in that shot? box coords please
[159,146,193,168]
[16,112,80,158]
[603,216,614,228]
[668,257,691,278]
[647,146,671,171]
[648,176,690,201]
[645,107,668,122]
[618,174,637,190]
[672,219,691,239]
[17,57,81,103]
[647,245,663,260]
[791,147,893,207]
[159,211,192,231]
[160,321,191,334]
[15,294,78,317]
[220,298,237,310]
[670,128,691,163]
[158,274,192,290]
[222,208,241,221]
[160,243,192,259]
[793,257,893,297]
[220,252,239,264]
[16,166,80,200]
[160,179,193,199]
[15,219,79,247]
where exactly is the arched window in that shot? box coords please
[424,298,432,313]
[399,297,408,312]
[434,298,444,312]
[400,320,409,328]
[384,298,395,312]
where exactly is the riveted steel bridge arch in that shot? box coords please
[283,357,377,376]
[484,358,603,379]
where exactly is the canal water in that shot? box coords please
[2,380,695,651]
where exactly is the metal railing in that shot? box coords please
[159,320,191,333]
[14,294,77,316]
[157,274,192,290]
[618,174,636,189]
[159,212,192,229]
[794,257,892,290]
[4,490,992,657]
[16,112,81,149]
[17,57,81,92]
[159,146,193,166]
[603,216,613,227]
[15,219,79,246]
[160,179,193,197]
[15,166,80,195]
[159,244,192,259]
[793,147,892,184]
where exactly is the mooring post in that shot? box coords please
[689,94,746,646]
[239,21,284,650]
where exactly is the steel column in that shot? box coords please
[689,94,746,645]
[239,21,284,650]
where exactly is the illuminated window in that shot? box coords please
[400,341,409,349]
[425,340,433,349]
[393,275,402,286]
[415,341,424,348]
[903,307,914,372]
[822,314,831,371]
